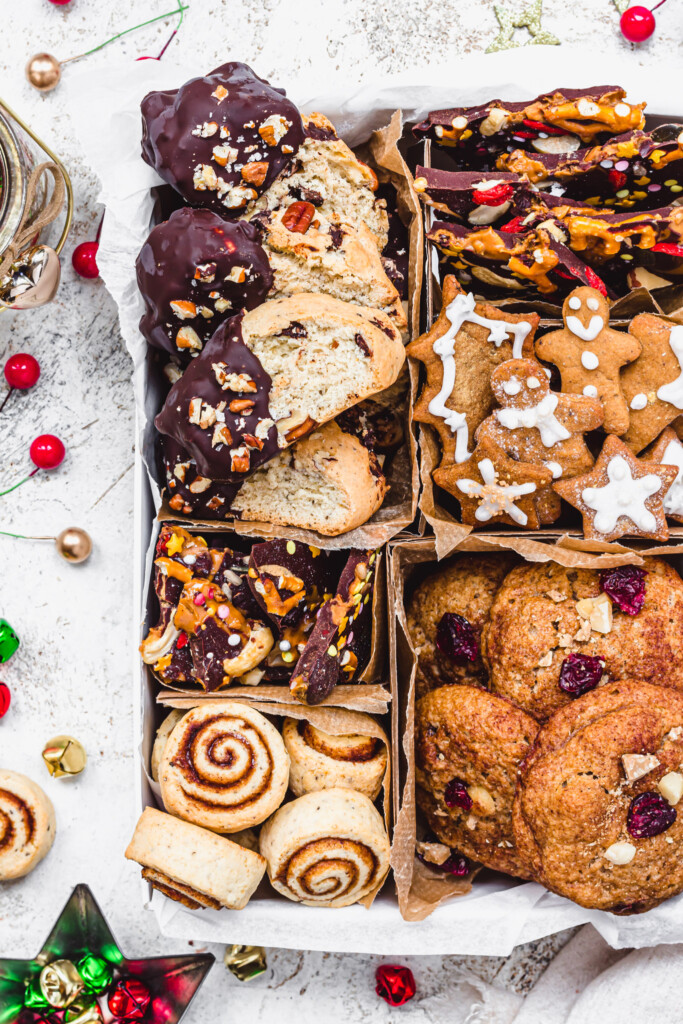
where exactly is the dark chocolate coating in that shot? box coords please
[155,313,279,482]
[377,182,410,299]
[141,62,304,214]
[247,539,342,631]
[162,435,242,519]
[337,399,403,457]
[415,167,525,226]
[137,207,273,359]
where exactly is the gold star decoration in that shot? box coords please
[612,0,630,12]
[486,0,561,53]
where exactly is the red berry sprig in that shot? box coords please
[375,965,416,1007]
[620,1,666,42]
[72,241,100,279]
[0,435,66,497]
[1,353,40,412]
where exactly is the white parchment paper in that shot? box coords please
[65,47,683,953]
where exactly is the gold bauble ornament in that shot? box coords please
[56,527,92,564]
[26,53,61,92]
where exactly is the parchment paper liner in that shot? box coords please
[142,697,391,909]
[155,110,422,552]
[388,531,683,922]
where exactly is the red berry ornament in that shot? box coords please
[47,0,72,5]
[4,353,40,390]
[108,978,151,1019]
[72,241,100,279]
[620,6,656,42]
[375,965,416,1007]
[0,683,10,717]
[30,434,65,470]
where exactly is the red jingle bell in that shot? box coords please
[72,241,100,279]
[4,353,40,390]
[620,6,656,42]
[107,978,151,1019]
[0,683,10,718]
[30,434,65,470]
[375,964,416,1007]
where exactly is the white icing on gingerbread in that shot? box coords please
[656,325,683,410]
[503,378,522,396]
[428,292,533,462]
[545,461,563,479]
[581,351,600,370]
[583,384,598,397]
[582,455,661,534]
[455,458,536,525]
[566,314,605,342]
[587,297,600,311]
[662,438,683,516]
[527,376,541,388]
[630,393,648,411]
[568,296,581,310]
[495,392,571,447]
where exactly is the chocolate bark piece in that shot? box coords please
[155,313,279,482]
[413,86,646,171]
[162,436,242,519]
[336,399,404,456]
[499,125,683,211]
[137,208,272,359]
[428,220,610,300]
[414,167,525,227]
[376,182,410,299]
[141,62,304,214]
[290,550,377,705]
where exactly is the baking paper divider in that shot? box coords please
[387,531,683,927]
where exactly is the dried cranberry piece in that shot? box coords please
[627,791,677,838]
[558,653,605,697]
[436,613,478,663]
[444,777,473,810]
[416,835,471,876]
[600,565,648,615]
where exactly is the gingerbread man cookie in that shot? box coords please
[620,314,683,453]
[434,436,553,530]
[553,434,678,542]
[408,276,538,465]
[475,358,604,525]
[535,286,641,435]
[647,426,683,524]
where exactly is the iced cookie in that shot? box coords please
[475,358,604,524]
[433,436,553,530]
[648,426,683,523]
[620,314,683,453]
[408,277,538,465]
[554,433,677,542]
[535,286,641,435]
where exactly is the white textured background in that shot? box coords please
[0,0,681,1018]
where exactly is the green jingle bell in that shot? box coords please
[24,977,49,1009]
[76,954,112,994]
[0,618,19,662]
[39,958,84,1008]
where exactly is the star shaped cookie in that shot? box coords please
[647,426,683,523]
[407,275,539,466]
[434,436,553,530]
[620,313,683,453]
[553,434,678,542]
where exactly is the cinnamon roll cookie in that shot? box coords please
[259,788,390,907]
[283,713,388,801]
[126,807,266,910]
[0,770,56,880]
[159,703,290,832]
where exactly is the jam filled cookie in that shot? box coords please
[482,558,683,720]
[513,680,683,913]
[415,685,538,878]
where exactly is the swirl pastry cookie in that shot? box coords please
[126,807,266,910]
[259,788,390,907]
[513,681,683,912]
[0,770,56,880]
[159,703,290,832]
[482,558,683,720]
[283,715,387,800]
[415,686,538,878]
[150,710,184,782]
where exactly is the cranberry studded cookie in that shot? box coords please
[513,680,683,912]
[535,286,641,435]
[620,314,683,453]
[482,558,683,721]
[415,686,539,878]
[553,434,677,542]
[408,276,538,465]
[475,358,604,524]
[406,554,517,698]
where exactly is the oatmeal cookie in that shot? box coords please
[415,685,538,878]
[514,680,683,912]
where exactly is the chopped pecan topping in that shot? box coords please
[258,114,291,146]
[231,446,250,473]
[244,433,264,450]
[225,266,246,284]
[188,397,203,424]
[212,145,238,168]
[285,415,317,443]
[229,398,255,413]
[169,493,186,511]
[194,262,217,283]
[189,476,212,494]
[170,300,197,320]
[241,161,269,186]
[212,363,258,392]
[212,423,233,448]
[176,326,202,350]
[211,85,228,103]
[282,201,315,233]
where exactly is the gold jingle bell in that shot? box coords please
[64,996,104,1024]
[26,53,61,93]
[56,527,93,564]
[223,944,267,981]
[39,959,84,1008]
[42,735,87,778]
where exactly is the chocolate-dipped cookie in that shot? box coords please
[141,62,304,214]
[137,208,272,358]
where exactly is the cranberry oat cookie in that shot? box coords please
[513,680,683,912]
[406,554,517,698]
[415,686,539,878]
[482,559,683,721]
